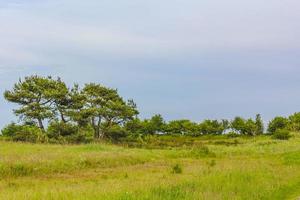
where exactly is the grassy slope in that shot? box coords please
[1,135,300,199]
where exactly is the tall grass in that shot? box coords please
[0,134,300,199]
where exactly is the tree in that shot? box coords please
[231,117,246,134]
[288,112,300,131]
[4,75,60,130]
[245,119,257,136]
[80,83,138,139]
[165,120,198,135]
[231,116,260,136]
[267,116,289,134]
[199,119,228,135]
[140,114,165,135]
[125,118,143,134]
[48,78,70,123]
[66,84,91,127]
[255,114,264,135]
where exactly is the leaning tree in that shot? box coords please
[4,75,65,130]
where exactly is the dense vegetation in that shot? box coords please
[1,75,299,143]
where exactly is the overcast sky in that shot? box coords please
[0,0,300,128]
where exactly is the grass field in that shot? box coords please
[1,134,300,200]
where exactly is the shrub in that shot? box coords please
[208,160,216,167]
[226,132,240,138]
[172,164,182,174]
[189,146,214,158]
[106,125,129,142]
[65,133,93,144]
[1,123,43,142]
[272,129,291,140]
[47,121,78,139]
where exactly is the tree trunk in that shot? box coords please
[93,127,100,139]
[60,112,67,123]
[37,118,45,131]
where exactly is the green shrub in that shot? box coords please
[272,129,291,140]
[1,123,43,142]
[208,160,216,167]
[106,125,129,142]
[226,132,240,138]
[65,133,93,144]
[171,164,182,174]
[46,122,92,144]
[47,121,78,139]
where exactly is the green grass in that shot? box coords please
[1,134,300,199]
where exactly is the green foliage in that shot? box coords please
[171,164,182,174]
[231,115,264,136]
[46,122,93,144]
[4,76,66,130]
[188,146,215,158]
[199,119,228,135]
[226,132,240,138]
[3,75,300,144]
[80,83,138,139]
[288,112,300,131]
[4,76,139,141]
[144,114,165,134]
[124,118,143,134]
[106,125,129,142]
[231,117,246,134]
[208,159,216,167]
[1,123,44,142]
[272,129,291,140]
[255,114,264,134]
[165,120,198,135]
[47,121,78,138]
[268,117,289,134]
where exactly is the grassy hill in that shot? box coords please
[1,134,300,199]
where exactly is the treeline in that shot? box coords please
[0,75,298,143]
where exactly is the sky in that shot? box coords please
[0,0,300,128]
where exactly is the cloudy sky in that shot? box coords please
[0,0,300,127]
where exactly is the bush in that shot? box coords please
[65,133,93,144]
[47,121,78,139]
[171,164,182,174]
[226,132,240,138]
[47,123,93,144]
[106,125,129,142]
[272,129,291,140]
[1,123,43,142]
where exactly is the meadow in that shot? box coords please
[1,134,300,200]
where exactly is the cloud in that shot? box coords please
[0,0,299,70]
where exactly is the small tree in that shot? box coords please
[231,117,246,135]
[255,114,264,135]
[288,112,300,131]
[245,119,257,136]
